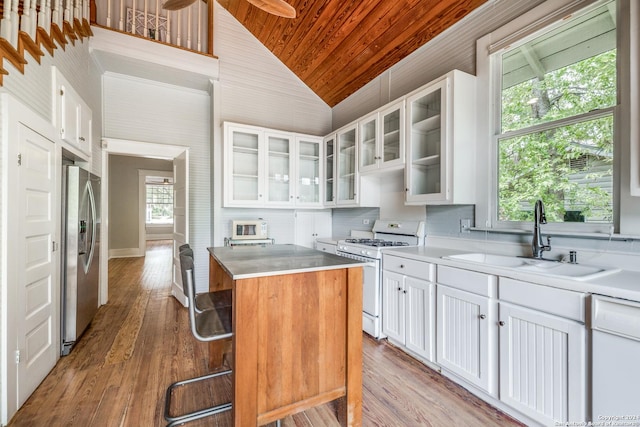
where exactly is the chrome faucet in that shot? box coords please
[532,199,551,259]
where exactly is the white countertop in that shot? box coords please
[209,244,366,280]
[383,246,640,303]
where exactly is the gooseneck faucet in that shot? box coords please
[532,199,551,259]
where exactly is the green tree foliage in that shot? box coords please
[498,50,616,223]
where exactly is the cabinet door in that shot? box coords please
[265,132,293,207]
[77,101,91,155]
[60,84,79,146]
[382,270,404,343]
[358,112,378,173]
[499,302,586,425]
[295,136,322,207]
[379,101,404,170]
[336,125,358,205]
[323,135,336,206]
[225,125,264,206]
[436,284,491,392]
[405,79,448,204]
[405,276,435,361]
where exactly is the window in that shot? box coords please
[146,182,173,224]
[495,1,616,225]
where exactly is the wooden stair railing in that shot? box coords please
[0,0,92,85]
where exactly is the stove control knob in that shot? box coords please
[361,250,366,255]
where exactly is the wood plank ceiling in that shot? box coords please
[216,0,488,107]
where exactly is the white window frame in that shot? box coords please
[475,0,637,235]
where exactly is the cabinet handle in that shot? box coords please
[479,314,486,320]
[79,136,85,142]
[498,320,505,326]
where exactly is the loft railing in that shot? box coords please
[0,0,92,84]
[90,0,213,56]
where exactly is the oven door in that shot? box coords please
[336,251,381,338]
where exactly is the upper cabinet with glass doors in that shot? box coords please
[294,135,323,208]
[359,101,405,173]
[405,70,476,205]
[223,122,323,209]
[323,135,336,206]
[337,125,358,205]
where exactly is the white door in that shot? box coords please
[436,285,491,392]
[499,302,586,425]
[172,150,189,302]
[16,124,58,407]
[382,271,404,343]
[405,277,435,361]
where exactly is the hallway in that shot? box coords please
[9,241,521,426]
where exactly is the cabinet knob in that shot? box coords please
[400,264,404,268]
[403,290,407,294]
[397,287,402,291]
[498,320,505,326]
[479,314,486,320]
[79,136,85,142]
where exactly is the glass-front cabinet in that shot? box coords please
[295,135,322,207]
[405,70,476,205]
[323,135,336,206]
[225,124,264,206]
[359,101,405,173]
[337,125,358,205]
[224,122,323,208]
[265,132,294,206]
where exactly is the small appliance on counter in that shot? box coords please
[225,219,274,246]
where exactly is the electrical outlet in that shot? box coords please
[460,218,471,233]
[363,219,370,225]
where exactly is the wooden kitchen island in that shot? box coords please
[207,244,365,426]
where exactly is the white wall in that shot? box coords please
[211,3,334,246]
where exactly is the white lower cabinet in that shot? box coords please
[498,278,586,425]
[382,255,435,362]
[436,284,496,394]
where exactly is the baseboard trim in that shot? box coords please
[109,248,144,258]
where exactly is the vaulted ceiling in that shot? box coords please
[217,0,488,107]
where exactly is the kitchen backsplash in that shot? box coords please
[331,208,380,238]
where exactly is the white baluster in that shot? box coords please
[176,10,181,46]
[21,0,32,35]
[64,0,72,24]
[8,0,20,45]
[154,0,159,40]
[187,7,191,49]
[119,0,124,31]
[37,0,46,32]
[73,0,80,23]
[52,0,62,28]
[196,0,201,51]
[0,0,14,43]
[143,0,148,37]
[131,0,137,34]
[106,0,112,27]
[166,10,171,44]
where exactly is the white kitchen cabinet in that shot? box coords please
[382,255,435,362]
[405,70,476,205]
[436,265,497,395]
[336,125,358,206]
[498,278,586,425]
[359,101,405,173]
[294,135,322,207]
[294,210,332,249]
[223,122,323,209]
[53,68,92,157]
[323,135,336,206]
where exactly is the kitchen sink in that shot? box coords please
[443,253,620,281]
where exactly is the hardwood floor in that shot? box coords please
[9,240,523,426]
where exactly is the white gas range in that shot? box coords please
[336,220,425,338]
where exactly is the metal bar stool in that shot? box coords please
[178,244,231,313]
[164,249,233,427]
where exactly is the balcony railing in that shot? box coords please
[91,0,213,56]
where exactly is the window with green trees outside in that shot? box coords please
[497,1,616,224]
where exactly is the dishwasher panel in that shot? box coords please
[591,295,640,419]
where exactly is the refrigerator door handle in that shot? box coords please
[84,181,97,272]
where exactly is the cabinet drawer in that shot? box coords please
[384,255,434,281]
[437,265,496,297]
[499,277,585,322]
[315,242,336,254]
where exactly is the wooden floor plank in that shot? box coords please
[8,240,523,427]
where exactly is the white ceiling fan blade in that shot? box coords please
[246,0,296,18]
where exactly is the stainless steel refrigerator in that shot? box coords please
[61,165,100,356]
